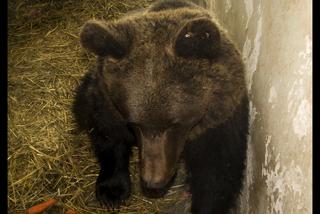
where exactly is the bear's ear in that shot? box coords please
[174,18,221,59]
[80,20,131,58]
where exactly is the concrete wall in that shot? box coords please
[193,0,312,213]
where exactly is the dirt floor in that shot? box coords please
[8,0,188,213]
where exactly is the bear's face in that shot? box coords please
[80,10,224,189]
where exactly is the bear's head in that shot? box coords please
[80,8,245,194]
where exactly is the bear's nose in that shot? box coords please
[141,179,167,189]
[141,177,173,198]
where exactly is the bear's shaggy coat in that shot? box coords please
[73,1,249,213]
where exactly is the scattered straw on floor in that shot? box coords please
[8,0,187,213]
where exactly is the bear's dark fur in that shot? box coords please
[73,0,249,213]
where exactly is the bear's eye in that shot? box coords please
[104,58,131,77]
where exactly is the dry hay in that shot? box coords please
[8,0,188,213]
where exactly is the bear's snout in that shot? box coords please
[138,129,180,194]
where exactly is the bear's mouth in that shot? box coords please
[140,171,177,198]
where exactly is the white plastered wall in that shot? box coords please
[193,0,312,213]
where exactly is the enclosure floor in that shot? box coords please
[8,0,188,213]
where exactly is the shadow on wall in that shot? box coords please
[192,0,312,213]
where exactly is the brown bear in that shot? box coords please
[73,0,249,213]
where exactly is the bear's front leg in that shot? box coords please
[72,73,136,206]
[89,128,134,207]
[185,129,247,213]
[185,103,248,214]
